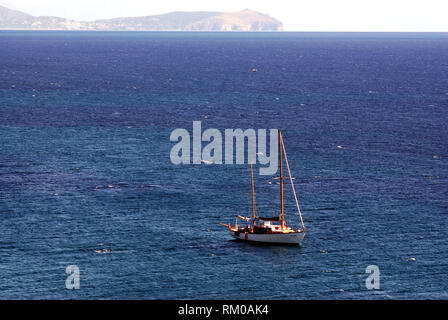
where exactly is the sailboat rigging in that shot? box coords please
[219,130,306,245]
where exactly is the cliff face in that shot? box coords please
[0,6,283,31]
[184,9,283,31]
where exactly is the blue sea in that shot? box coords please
[0,31,447,299]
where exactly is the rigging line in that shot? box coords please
[250,161,256,219]
[280,135,306,230]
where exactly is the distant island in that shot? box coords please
[0,6,283,31]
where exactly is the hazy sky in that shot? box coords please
[1,0,447,31]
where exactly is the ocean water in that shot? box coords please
[0,31,447,299]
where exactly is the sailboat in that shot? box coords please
[220,130,306,245]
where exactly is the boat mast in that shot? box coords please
[279,130,285,229]
[250,161,256,227]
[281,133,306,231]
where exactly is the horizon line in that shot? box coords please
[0,29,447,33]
[1,5,447,33]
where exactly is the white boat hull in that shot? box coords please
[230,230,305,245]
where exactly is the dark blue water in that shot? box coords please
[0,31,447,299]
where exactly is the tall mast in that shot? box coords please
[250,161,256,223]
[281,133,306,231]
[279,130,285,229]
